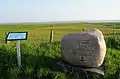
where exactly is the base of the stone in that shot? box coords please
[57,59,104,79]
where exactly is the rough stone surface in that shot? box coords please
[61,29,106,67]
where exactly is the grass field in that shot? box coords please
[0,23,120,79]
[0,23,120,44]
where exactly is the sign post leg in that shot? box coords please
[16,40,21,68]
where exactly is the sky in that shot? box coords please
[0,0,120,23]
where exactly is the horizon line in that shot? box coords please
[0,20,120,24]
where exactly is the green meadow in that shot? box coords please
[0,23,120,44]
[0,23,120,79]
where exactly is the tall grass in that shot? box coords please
[0,37,120,79]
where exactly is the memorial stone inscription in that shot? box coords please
[61,29,106,67]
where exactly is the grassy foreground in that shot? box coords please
[0,36,120,79]
[0,23,120,79]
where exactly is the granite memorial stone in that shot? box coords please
[61,29,106,67]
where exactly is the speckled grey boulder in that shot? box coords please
[61,29,106,67]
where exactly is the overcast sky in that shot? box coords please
[0,0,120,23]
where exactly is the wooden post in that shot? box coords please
[83,29,85,31]
[113,29,115,36]
[49,30,54,43]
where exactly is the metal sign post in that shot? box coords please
[16,40,21,67]
[5,32,28,68]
